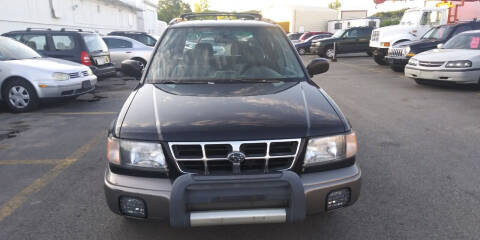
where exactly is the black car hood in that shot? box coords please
[118,82,347,142]
[394,38,442,49]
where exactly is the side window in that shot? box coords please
[361,28,372,37]
[6,34,22,41]
[334,23,342,30]
[345,29,360,38]
[368,21,377,28]
[105,38,132,49]
[421,11,442,26]
[451,26,473,37]
[20,34,47,51]
[52,35,76,51]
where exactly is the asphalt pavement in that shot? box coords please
[0,55,479,240]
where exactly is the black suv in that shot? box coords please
[104,13,361,227]
[310,26,374,58]
[2,28,116,77]
[385,20,480,72]
[108,31,157,47]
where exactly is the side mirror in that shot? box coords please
[121,60,143,79]
[437,43,444,49]
[307,58,329,77]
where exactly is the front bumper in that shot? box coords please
[36,76,97,98]
[370,47,388,57]
[104,163,361,226]
[385,56,409,67]
[405,66,480,84]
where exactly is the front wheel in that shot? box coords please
[297,48,306,55]
[323,47,335,58]
[374,55,388,65]
[2,78,39,113]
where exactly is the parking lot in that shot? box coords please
[0,55,479,239]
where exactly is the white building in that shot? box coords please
[262,5,338,33]
[135,0,167,36]
[0,0,166,35]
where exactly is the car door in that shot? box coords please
[336,29,360,53]
[357,28,373,51]
[103,38,133,68]
[48,34,79,63]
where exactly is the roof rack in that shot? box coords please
[60,28,83,32]
[26,28,52,31]
[179,12,262,21]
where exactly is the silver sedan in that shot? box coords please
[102,36,153,69]
[0,36,97,112]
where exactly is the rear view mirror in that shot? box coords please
[437,43,444,49]
[121,60,143,80]
[307,58,329,77]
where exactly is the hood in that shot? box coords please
[9,57,88,72]
[413,49,480,62]
[374,25,415,41]
[119,82,346,141]
[394,38,441,48]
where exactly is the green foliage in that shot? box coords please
[157,0,192,22]
[372,8,407,27]
[328,0,341,10]
[194,0,209,13]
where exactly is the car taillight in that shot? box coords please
[81,51,92,66]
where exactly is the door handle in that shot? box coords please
[125,51,132,54]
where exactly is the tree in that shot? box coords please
[372,8,407,27]
[157,0,192,23]
[328,0,341,10]
[193,0,209,13]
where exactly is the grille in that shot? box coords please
[68,71,89,79]
[419,61,444,67]
[388,48,404,57]
[169,139,301,175]
[371,30,379,42]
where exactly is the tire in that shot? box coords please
[323,46,335,59]
[414,79,428,85]
[2,78,39,113]
[390,65,404,72]
[297,48,306,55]
[374,55,388,65]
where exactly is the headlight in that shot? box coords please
[52,72,69,81]
[86,68,93,76]
[107,137,168,172]
[408,58,418,66]
[445,60,472,68]
[304,132,357,168]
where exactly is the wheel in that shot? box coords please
[374,55,388,65]
[324,46,335,58]
[414,79,428,85]
[2,78,39,112]
[297,48,306,55]
[366,50,373,57]
[390,65,404,72]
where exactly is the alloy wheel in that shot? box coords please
[8,86,30,109]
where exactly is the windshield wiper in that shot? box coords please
[155,80,214,84]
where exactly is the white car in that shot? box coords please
[102,36,153,69]
[405,30,480,85]
[0,36,97,112]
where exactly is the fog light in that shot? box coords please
[326,188,350,211]
[120,196,146,218]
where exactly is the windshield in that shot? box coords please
[422,26,452,40]
[82,34,108,53]
[332,30,345,38]
[400,11,420,25]
[0,37,41,61]
[444,33,480,49]
[145,26,305,83]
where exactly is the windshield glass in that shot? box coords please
[0,37,41,61]
[422,26,452,40]
[332,30,345,38]
[145,26,305,83]
[83,34,108,53]
[400,11,420,25]
[444,33,480,49]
